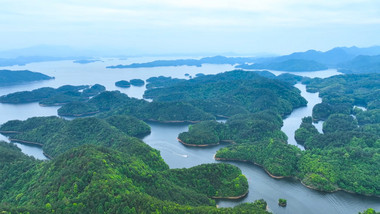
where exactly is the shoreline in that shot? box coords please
[214,156,380,197]
[211,191,248,200]
[177,138,236,147]
[147,119,201,124]
[9,138,43,146]
[177,138,220,147]
[214,157,285,179]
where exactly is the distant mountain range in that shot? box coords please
[338,55,380,74]
[1,45,380,73]
[261,46,380,66]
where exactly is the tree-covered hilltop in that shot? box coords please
[303,73,380,120]
[0,116,152,159]
[0,69,53,87]
[178,111,286,146]
[0,135,269,213]
[58,91,215,122]
[179,111,300,177]
[144,70,307,117]
[0,84,105,106]
[236,59,328,71]
[146,76,186,89]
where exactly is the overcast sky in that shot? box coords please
[1,0,379,55]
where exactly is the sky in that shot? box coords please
[0,0,379,55]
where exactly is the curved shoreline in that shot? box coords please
[211,191,249,200]
[177,138,236,147]
[214,157,286,179]
[215,156,380,197]
[9,138,43,146]
[146,119,202,124]
[177,138,220,147]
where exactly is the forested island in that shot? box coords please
[115,80,131,88]
[0,84,105,106]
[0,70,53,87]
[0,115,271,213]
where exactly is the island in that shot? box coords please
[0,84,105,106]
[115,80,131,88]
[0,69,53,87]
[278,199,287,207]
[129,79,145,86]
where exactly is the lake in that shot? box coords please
[0,59,378,213]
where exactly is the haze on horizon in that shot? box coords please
[1,0,379,56]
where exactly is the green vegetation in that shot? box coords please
[115,80,130,88]
[0,118,269,213]
[359,208,379,214]
[105,115,151,137]
[0,69,53,87]
[58,91,215,122]
[144,70,307,117]
[304,74,380,120]
[278,199,287,207]
[236,59,328,71]
[81,84,106,97]
[129,79,145,86]
[146,76,186,89]
[177,72,379,196]
[294,117,319,145]
[292,73,380,195]
[0,116,152,158]
[178,111,286,146]
[58,71,306,124]
[0,84,106,106]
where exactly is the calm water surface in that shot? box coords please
[0,60,379,213]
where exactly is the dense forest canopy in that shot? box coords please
[56,70,306,122]
[178,72,379,196]
[0,84,105,106]
[0,141,270,213]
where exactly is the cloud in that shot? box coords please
[0,0,379,53]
